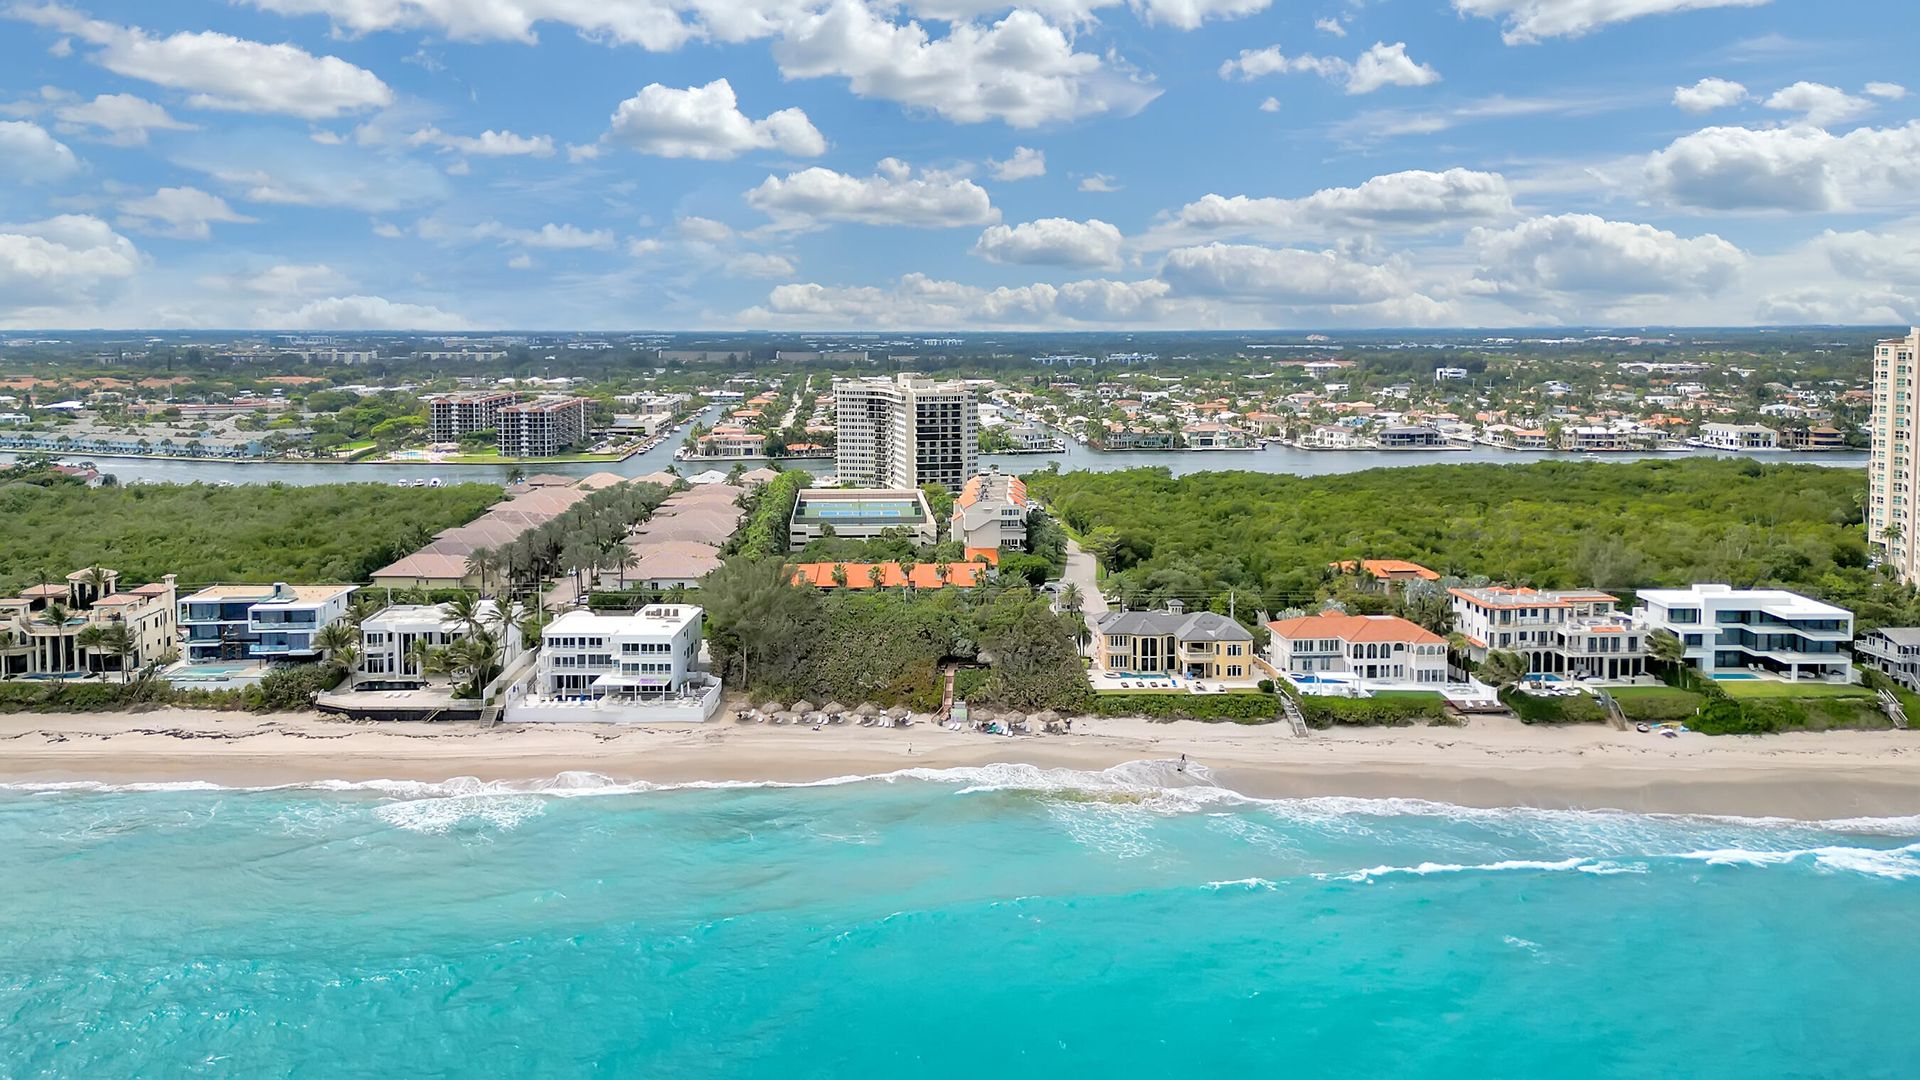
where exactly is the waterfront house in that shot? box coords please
[509,605,722,723]
[1858,628,1920,690]
[356,600,522,689]
[1376,425,1447,449]
[1450,586,1649,680]
[176,583,357,663]
[1266,612,1448,686]
[1634,584,1854,683]
[1094,600,1254,682]
[0,569,178,679]
[1698,422,1778,451]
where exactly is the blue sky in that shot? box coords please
[1,0,1916,330]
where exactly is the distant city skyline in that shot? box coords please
[0,0,1916,331]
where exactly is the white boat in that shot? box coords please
[427,477,443,488]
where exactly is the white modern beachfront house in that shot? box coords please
[508,604,722,722]
[356,600,522,688]
[176,583,358,663]
[1450,586,1650,680]
[1634,584,1855,683]
[1265,612,1448,687]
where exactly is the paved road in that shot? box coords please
[1061,537,1107,653]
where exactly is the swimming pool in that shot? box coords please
[1290,674,1356,686]
[1711,673,1761,681]
[168,662,264,683]
[1524,673,1569,683]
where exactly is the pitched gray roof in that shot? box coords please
[1872,627,1920,646]
[1097,609,1252,642]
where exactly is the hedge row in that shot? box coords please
[1089,692,1279,723]
[0,664,345,715]
[1499,687,1607,725]
[1297,693,1449,728]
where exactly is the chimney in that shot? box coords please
[1166,598,1186,615]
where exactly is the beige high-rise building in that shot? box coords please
[833,374,978,491]
[1871,328,1920,583]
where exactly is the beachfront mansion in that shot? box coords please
[0,568,178,679]
[507,604,722,723]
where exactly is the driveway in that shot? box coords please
[1061,536,1107,653]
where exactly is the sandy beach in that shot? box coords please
[6,709,1920,819]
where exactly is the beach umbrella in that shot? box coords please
[760,700,787,715]
[1032,709,1061,726]
[1004,711,1029,730]
[852,702,882,718]
[791,699,818,715]
[820,700,849,718]
[885,706,910,719]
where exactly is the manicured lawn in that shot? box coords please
[1717,680,1874,700]
[1606,686,1704,722]
[1370,691,1446,702]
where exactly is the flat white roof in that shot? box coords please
[1638,585,1850,619]
[544,605,701,636]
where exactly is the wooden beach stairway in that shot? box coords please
[1594,690,1629,731]
[1277,691,1309,738]
[1878,689,1909,730]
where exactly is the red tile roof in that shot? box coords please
[1267,612,1446,645]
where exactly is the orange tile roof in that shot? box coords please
[1329,559,1440,581]
[790,562,984,590]
[1267,612,1446,645]
[963,547,1000,565]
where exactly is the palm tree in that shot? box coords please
[447,631,504,697]
[506,465,526,486]
[830,563,850,588]
[39,602,69,628]
[1057,582,1084,614]
[935,561,952,588]
[313,621,358,669]
[466,546,499,596]
[616,545,641,590]
[80,565,112,608]
[1479,649,1529,688]
[867,565,885,589]
[407,637,441,681]
[98,622,137,682]
[1647,629,1687,679]
[75,625,107,676]
[442,591,485,637]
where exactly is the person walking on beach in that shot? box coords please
[1178,754,1187,774]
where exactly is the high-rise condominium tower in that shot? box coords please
[1871,328,1920,583]
[833,374,978,491]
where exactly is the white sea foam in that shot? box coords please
[9,763,1920,845]
[1202,877,1279,891]
[1674,842,1920,880]
[1319,857,1594,883]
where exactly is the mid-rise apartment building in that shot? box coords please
[1871,328,1920,583]
[834,374,977,490]
[950,468,1028,553]
[176,583,357,662]
[1635,584,1853,683]
[1450,586,1649,680]
[428,391,516,444]
[497,395,591,457]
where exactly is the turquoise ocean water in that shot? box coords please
[5,760,1920,1078]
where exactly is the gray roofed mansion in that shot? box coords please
[1094,600,1255,682]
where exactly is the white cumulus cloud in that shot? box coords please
[1220,41,1438,95]
[1469,213,1745,303]
[1451,0,1770,45]
[774,2,1158,127]
[52,92,193,145]
[605,78,824,160]
[0,120,80,181]
[1673,77,1746,113]
[1762,82,1873,126]
[1149,168,1513,246]
[747,159,998,229]
[258,294,468,330]
[974,218,1123,269]
[408,125,555,157]
[1646,120,1920,212]
[725,252,798,277]
[989,146,1046,181]
[117,186,257,240]
[0,214,141,314]
[15,3,394,119]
